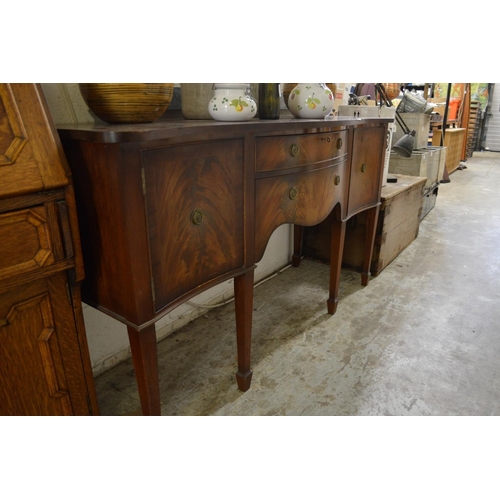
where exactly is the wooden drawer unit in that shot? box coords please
[347,125,386,217]
[255,160,346,262]
[0,84,98,416]
[255,130,347,172]
[142,140,245,311]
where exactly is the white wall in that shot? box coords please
[42,84,294,376]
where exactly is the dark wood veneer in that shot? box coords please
[58,115,391,415]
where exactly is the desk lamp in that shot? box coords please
[375,83,416,157]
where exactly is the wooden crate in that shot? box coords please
[426,146,447,182]
[421,182,439,221]
[431,128,466,173]
[389,147,439,190]
[392,112,431,149]
[302,175,426,277]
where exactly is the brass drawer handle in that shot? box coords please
[334,174,341,185]
[191,209,203,225]
[289,144,300,157]
[336,138,343,150]
[361,163,367,173]
[289,187,298,200]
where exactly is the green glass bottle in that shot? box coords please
[258,83,281,119]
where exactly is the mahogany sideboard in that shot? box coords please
[57,114,391,415]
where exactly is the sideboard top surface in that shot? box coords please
[57,115,394,143]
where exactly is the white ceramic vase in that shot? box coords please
[208,83,257,121]
[287,83,334,119]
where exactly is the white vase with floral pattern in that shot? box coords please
[208,83,257,121]
[287,83,334,119]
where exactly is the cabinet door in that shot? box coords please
[0,273,95,416]
[142,140,245,311]
[347,126,386,217]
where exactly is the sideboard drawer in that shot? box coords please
[256,130,347,172]
[255,161,347,261]
[0,206,55,281]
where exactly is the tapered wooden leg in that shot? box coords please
[234,269,254,391]
[361,205,379,286]
[327,219,346,315]
[292,224,303,267]
[127,325,161,416]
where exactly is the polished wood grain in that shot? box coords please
[143,140,245,310]
[255,130,347,172]
[58,115,391,415]
[0,83,99,416]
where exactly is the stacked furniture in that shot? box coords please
[0,84,99,415]
[466,100,482,158]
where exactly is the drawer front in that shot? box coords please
[256,130,347,172]
[255,161,347,262]
[142,140,245,311]
[0,206,55,281]
[347,126,386,217]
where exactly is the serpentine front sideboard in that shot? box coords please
[57,114,391,415]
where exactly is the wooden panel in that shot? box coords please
[347,126,385,217]
[431,128,466,173]
[0,206,55,280]
[143,140,245,311]
[0,84,69,199]
[0,278,73,415]
[255,161,346,262]
[255,130,347,172]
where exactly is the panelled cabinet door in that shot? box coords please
[142,140,245,311]
[0,84,69,199]
[0,273,95,416]
[347,126,386,217]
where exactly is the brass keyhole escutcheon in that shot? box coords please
[336,138,343,150]
[334,174,341,185]
[320,136,331,142]
[191,209,203,225]
[361,163,367,173]
[289,144,300,157]
[289,187,298,200]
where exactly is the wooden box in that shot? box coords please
[303,175,426,277]
[392,112,431,149]
[431,128,466,174]
[389,147,439,190]
[421,182,439,221]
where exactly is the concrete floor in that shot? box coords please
[94,151,500,416]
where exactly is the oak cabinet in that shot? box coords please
[0,84,98,416]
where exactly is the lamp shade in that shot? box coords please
[392,130,416,158]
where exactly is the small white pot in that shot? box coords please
[208,83,257,121]
[287,83,334,119]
